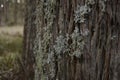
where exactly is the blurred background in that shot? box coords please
[0,0,24,79]
[0,0,24,26]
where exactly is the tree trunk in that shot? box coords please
[13,0,18,24]
[23,0,36,80]
[0,1,2,26]
[23,0,120,80]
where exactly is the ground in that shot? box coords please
[0,26,23,79]
[0,26,23,36]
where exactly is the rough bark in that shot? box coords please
[23,0,120,80]
[23,0,36,80]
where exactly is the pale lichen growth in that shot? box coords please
[40,0,57,79]
[35,0,57,80]
[44,1,55,22]
[86,0,107,12]
[53,27,85,59]
[73,49,82,58]
[99,0,107,12]
[74,4,91,23]
[46,51,56,78]
[54,35,67,55]
[86,0,95,5]
[81,28,89,36]
[34,1,44,80]
[74,0,96,23]
[35,0,92,79]
[42,27,52,52]
[70,27,85,58]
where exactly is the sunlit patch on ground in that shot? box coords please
[0,26,23,37]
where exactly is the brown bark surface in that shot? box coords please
[23,0,120,80]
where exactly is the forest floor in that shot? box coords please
[0,26,23,79]
[0,25,23,56]
[0,26,23,37]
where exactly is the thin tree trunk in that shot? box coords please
[14,0,18,24]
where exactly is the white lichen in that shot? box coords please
[81,28,89,36]
[71,27,83,46]
[46,51,56,79]
[53,27,86,59]
[70,27,85,57]
[86,0,95,5]
[35,0,56,79]
[73,49,82,58]
[54,35,67,55]
[99,0,107,12]
[111,35,117,40]
[42,28,52,52]
[74,4,91,23]
[74,0,96,23]
[47,51,54,64]
[71,27,80,39]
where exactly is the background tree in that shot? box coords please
[0,0,4,26]
[0,0,25,26]
[24,0,120,80]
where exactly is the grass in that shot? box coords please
[0,26,23,79]
[0,35,23,56]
